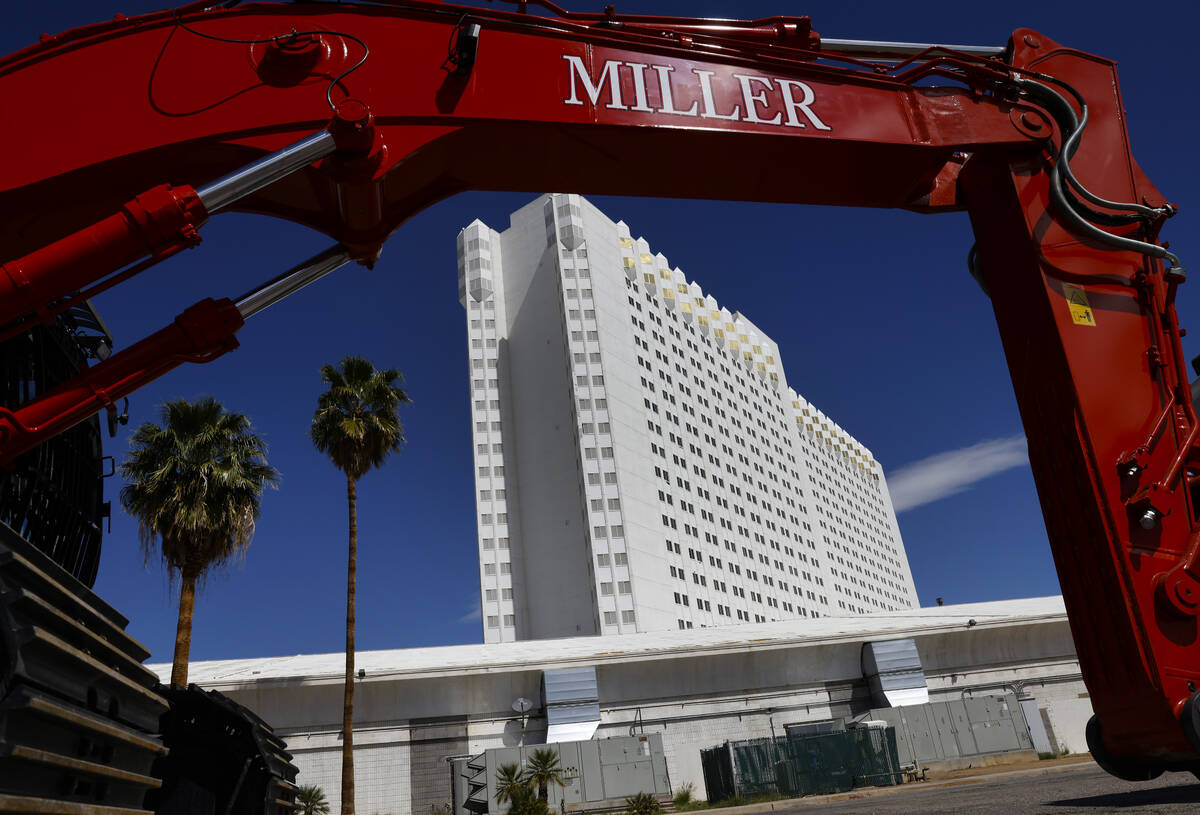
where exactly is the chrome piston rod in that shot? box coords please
[821,38,1006,57]
[235,245,354,319]
[197,130,337,214]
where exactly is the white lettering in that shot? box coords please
[734,74,782,125]
[562,55,626,110]
[778,79,831,130]
[560,55,832,132]
[651,65,699,117]
[624,62,656,113]
[694,70,741,120]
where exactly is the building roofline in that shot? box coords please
[153,596,1067,689]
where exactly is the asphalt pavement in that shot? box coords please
[766,762,1200,814]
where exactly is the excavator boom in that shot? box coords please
[0,0,1196,782]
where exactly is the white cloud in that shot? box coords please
[888,434,1028,513]
[460,600,482,623]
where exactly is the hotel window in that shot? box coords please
[614,552,629,566]
[600,582,614,595]
[618,581,632,594]
[484,564,496,575]
[604,611,618,625]
[487,616,499,628]
[597,554,611,566]
[622,610,636,624]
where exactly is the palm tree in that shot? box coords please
[494,765,546,815]
[311,357,410,815]
[297,785,331,815]
[495,763,528,808]
[119,397,278,687]
[526,748,564,803]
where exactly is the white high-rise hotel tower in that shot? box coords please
[458,194,918,643]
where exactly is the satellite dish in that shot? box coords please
[512,697,534,715]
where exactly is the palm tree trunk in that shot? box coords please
[171,568,198,687]
[341,474,358,815]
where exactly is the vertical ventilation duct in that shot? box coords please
[861,638,929,707]
[542,667,600,743]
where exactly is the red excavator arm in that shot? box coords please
[0,0,1196,779]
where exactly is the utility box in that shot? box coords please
[856,692,1034,765]
[452,734,670,814]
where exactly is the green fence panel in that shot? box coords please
[702,727,902,803]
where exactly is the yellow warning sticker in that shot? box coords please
[1062,283,1096,326]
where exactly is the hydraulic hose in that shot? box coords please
[1013,77,1182,274]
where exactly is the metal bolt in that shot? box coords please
[1023,34,1041,48]
[1139,509,1159,530]
[1126,465,1141,477]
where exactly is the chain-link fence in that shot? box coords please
[701,727,902,802]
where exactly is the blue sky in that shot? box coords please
[5,1,1197,662]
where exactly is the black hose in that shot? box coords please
[1015,77,1182,274]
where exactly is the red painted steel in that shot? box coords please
[0,298,244,463]
[0,1,1196,775]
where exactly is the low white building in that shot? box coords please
[153,596,1091,813]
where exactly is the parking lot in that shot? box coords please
[766,761,1200,814]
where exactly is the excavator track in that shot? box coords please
[0,522,166,814]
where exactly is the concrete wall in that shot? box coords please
[211,614,1087,813]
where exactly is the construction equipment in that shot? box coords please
[0,0,1196,805]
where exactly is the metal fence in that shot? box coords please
[701,727,902,802]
